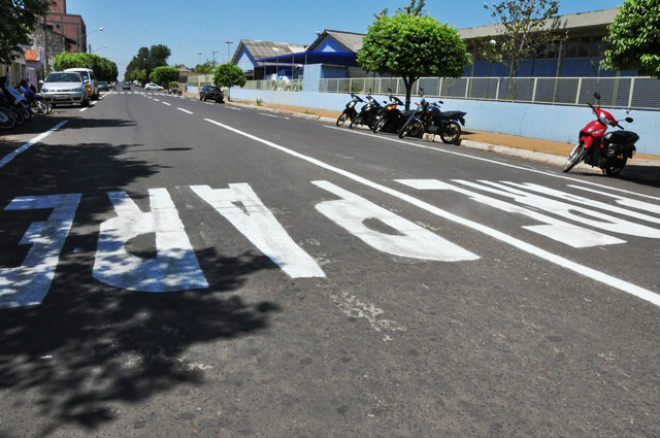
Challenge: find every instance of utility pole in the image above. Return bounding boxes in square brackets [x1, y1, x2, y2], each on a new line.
[225, 41, 233, 63]
[212, 51, 217, 66]
[42, 14, 49, 75]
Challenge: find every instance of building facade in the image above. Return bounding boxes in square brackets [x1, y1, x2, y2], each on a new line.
[42, 0, 87, 53]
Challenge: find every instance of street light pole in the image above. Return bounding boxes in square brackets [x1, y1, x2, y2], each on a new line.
[77, 26, 103, 53]
[212, 51, 217, 66]
[225, 41, 234, 63]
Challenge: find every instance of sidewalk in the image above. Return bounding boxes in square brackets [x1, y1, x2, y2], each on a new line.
[219, 96, 660, 185]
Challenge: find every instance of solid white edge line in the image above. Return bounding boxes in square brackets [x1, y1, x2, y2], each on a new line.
[204, 117, 660, 308]
[325, 125, 658, 201]
[0, 120, 68, 169]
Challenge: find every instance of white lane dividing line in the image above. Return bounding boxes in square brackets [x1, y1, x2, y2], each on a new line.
[204, 118, 660, 308]
[226, 107, 241, 111]
[162, 102, 171, 106]
[153, 98, 160, 102]
[177, 108, 193, 115]
[0, 121, 68, 169]
[326, 125, 659, 202]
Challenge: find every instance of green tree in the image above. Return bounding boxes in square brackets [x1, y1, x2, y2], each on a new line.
[482, 0, 566, 79]
[0, 0, 50, 64]
[193, 61, 214, 74]
[213, 63, 246, 101]
[603, 0, 660, 78]
[125, 44, 171, 84]
[357, 11, 471, 110]
[149, 66, 179, 89]
[52, 52, 118, 82]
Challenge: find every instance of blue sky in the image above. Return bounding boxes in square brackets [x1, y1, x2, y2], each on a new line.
[67, 0, 626, 77]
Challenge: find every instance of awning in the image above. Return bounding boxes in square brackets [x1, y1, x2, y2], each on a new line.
[255, 50, 358, 66]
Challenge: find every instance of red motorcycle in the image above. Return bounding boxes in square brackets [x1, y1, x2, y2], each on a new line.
[563, 92, 639, 176]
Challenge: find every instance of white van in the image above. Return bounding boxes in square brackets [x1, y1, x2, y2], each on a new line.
[64, 68, 99, 100]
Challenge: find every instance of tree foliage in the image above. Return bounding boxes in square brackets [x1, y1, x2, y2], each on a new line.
[193, 61, 214, 74]
[357, 11, 470, 109]
[149, 66, 179, 89]
[0, 0, 50, 64]
[603, 0, 660, 78]
[52, 52, 118, 82]
[482, 0, 565, 78]
[125, 44, 171, 82]
[213, 63, 246, 101]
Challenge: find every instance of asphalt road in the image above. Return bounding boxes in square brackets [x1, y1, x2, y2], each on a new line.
[1, 90, 659, 438]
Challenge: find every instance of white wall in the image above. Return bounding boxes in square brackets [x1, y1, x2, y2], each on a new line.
[229, 88, 660, 156]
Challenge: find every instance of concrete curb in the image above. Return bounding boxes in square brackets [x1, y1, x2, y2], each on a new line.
[224, 100, 660, 184]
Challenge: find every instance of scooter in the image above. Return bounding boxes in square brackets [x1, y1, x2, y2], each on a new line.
[349, 95, 382, 131]
[336, 93, 364, 126]
[563, 92, 639, 176]
[372, 92, 408, 134]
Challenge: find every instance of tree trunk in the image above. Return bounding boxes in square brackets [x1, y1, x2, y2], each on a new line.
[403, 75, 418, 111]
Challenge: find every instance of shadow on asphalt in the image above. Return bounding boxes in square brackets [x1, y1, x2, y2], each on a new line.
[0, 118, 283, 436]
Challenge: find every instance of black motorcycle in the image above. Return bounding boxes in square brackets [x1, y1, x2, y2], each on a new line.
[372, 94, 410, 134]
[398, 97, 466, 144]
[349, 95, 382, 131]
[336, 93, 364, 127]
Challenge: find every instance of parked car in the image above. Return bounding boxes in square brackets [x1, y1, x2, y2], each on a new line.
[40, 71, 88, 107]
[121, 82, 131, 90]
[98, 81, 109, 91]
[64, 67, 99, 100]
[199, 85, 224, 103]
[145, 83, 164, 91]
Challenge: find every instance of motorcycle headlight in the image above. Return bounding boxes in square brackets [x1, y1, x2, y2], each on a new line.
[599, 115, 612, 125]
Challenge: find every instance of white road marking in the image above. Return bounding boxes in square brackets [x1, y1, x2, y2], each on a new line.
[397, 179, 624, 248]
[79, 106, 88, 112]
[190, 183, 325, 278]
[93, 188, 208, 292]
[0, 120, 68, 169]
[177, 108, 193, 115]
[153, 98, 160, 102]
[0, 194, 81, 308]
[325, 125, 659, 201]
[314, 180, 478, 261]
[162, 102, 171, 106]
[205, 117, 660, 307]
[226, 107, 241, 111]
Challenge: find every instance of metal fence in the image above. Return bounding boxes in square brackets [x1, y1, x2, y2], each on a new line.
[239, 79, 304, 92]
[319, 76, 660, 111]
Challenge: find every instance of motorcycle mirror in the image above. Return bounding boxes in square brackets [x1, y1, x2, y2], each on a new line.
[388, 88, 392, 92]
[594, 92, 601, 100]
[625, 117, 634, 123]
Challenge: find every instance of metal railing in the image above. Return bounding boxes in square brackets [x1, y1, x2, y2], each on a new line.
[240, 79, 304, 92]
[319, 76, 660, 111]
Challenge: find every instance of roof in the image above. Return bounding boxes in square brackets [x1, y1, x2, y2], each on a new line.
[458, 7, 619, 40]
[24, 50, 40, 62]
[232, 39, 306, 65]
[307, 30, 365, 54]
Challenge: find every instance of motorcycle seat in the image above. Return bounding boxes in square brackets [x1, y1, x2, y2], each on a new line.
[438, 111, 466, 119]
[603, 131, 639, 146]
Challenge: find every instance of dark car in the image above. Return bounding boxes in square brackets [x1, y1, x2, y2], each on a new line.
[121, 82, 131, 90]
[98, 81, 109, 91]
[199, 85, 224, 103]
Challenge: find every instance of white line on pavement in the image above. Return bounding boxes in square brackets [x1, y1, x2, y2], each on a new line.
[0, 121, 68, 169]
[226, 107, 241, 111]
[162, 102, 171, 106]
[325, 125, 659, 201]
[204, 117, 660, 308]
[177, 108, 193, 115]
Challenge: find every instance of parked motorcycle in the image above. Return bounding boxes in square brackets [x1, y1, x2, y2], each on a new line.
[562, 92, 639, 176]
[0, 77, 31, 123]
[349, 95, 382, 131]
[372, 92, 409, 134]
[336, 93, 364, 126]
[20, 82, 51, 116]
[397, 95, 466, 144]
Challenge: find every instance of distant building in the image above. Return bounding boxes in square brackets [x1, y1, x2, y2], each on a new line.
[231, 40, 307, 79]
[43, 0, 87, 53]
[235, 8, 637, 80]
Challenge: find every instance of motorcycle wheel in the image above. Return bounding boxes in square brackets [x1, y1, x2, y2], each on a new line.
[605, 158, 627, 176]
[562, 142, 588, 173]
[373, 115, 387, 133]
[9, 106, 25, 126]
[336, 110, 349, 127]
[440, 122, 461, 144]
[349, 114, 363, 129]
[30, 100, 48, 116]
[398, 120, 418, 139]
[0, 107, 16, 130]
